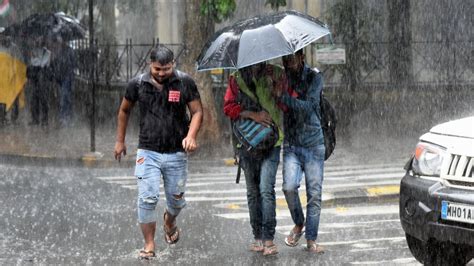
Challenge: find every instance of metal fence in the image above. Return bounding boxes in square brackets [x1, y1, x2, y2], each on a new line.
[70, 38, 472, 89]
[72, 38, 185, 86]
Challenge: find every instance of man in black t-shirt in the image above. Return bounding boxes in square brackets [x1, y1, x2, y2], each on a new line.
[114, 45, 203, 259]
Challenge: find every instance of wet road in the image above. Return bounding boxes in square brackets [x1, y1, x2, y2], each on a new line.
[0, 162, 468, 265]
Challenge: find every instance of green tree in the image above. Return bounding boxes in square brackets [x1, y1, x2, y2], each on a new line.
[180, 0, 242, 152]
[265, 0, 286, 11]
[200, 0, 236, 23]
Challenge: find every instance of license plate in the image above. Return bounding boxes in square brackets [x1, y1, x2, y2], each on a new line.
[441, 201, 474, 224]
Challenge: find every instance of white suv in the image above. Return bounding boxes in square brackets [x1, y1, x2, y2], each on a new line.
[400, 116, 474, 265]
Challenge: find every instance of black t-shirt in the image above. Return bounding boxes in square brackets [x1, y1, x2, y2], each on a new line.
[125, 70, 200, 153]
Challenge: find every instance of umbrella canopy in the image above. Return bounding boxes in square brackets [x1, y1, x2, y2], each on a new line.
[2, 12, 86, 41]
[0, 44, 26, 111]
[196, 10, 331, 71]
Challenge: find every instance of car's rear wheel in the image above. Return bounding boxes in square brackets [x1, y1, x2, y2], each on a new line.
[405, 233, 427, 264]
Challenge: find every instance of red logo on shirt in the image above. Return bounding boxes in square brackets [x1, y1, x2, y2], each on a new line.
[168, 90, 181, 102]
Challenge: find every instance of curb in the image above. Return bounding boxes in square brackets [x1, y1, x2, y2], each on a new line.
[322, 186, 400, 207]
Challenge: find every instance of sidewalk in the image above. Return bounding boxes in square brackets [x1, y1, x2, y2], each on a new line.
[0, 122, 409, 205]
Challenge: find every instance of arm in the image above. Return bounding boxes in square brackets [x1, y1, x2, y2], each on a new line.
[223, 76, 242, 120]
[183, 99, 203, 152]
[114, 97, 134, 161]
[279, 73, 322, 115]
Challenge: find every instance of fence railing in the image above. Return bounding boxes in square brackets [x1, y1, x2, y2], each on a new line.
[71, 38, 472, 89]
[72, 38, 185, 86]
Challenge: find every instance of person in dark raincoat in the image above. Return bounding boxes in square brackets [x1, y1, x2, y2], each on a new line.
[26, 36, 51, 126]
[114, 45, 203, 260]
[49, 36, 76, 126]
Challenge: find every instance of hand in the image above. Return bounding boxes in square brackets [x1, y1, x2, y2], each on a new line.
[251, 111, 273, 127]
[114, 141, 127, 162]
[182, 136, 198, 153]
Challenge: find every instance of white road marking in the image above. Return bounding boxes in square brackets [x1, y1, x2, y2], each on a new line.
[318, 236, 405, 246]
[95, 163, 403, 203]
[350, 258, 419, 265]
[325, 205, 399, 216]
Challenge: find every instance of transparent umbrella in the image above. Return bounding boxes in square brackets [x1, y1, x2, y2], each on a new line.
[196, 10, 331, 71]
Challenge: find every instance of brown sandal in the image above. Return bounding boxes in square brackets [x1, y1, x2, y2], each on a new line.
[263, 244, 278, 256]
[306, 243, 324, 254]
[139, 250, 156, 259]
[249, 240, 264, 252]
[163, 211, 180, 244]
[284, 228, 304, 247]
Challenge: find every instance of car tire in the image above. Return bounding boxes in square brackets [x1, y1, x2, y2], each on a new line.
[424, 240, 471, 266]
[405, 233, 427, 264]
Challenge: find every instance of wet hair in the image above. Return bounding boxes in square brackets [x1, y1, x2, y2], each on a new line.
[150, 45, 174, 64]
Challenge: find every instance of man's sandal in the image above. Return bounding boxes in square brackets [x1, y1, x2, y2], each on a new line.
[249, 240, 264, 252]
[284, 229, 304, 247]
[263, 244, 278, 256]
[306, 243, 325, 254]
[138, 250, 156, 259]
[163, 211, 180, 244]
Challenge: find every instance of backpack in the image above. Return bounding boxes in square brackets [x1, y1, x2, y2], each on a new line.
[310, 68, 337, 160]
[232, 118, 279, 158]
[320, 93, 337, 160]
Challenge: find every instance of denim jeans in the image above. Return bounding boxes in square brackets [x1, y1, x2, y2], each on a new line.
[58, 74, 73, 126]
[282, 143, 325, 241]
[134, 149, 188, 223]
[240, 146, 280, 241]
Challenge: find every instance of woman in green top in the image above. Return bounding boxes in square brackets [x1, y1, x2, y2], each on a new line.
[223, 62, 286, 256]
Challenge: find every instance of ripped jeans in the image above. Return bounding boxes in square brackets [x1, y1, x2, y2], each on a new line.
[135, 149, 188, 224]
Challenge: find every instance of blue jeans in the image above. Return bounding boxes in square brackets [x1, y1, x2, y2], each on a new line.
[134, 149, 188, 224]
[58, 75, 73, 125]
[282, 144, 325, 241]
[240, 146, 280, 241]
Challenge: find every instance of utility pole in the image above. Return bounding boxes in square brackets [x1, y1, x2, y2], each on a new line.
[88, 0, 96, 152]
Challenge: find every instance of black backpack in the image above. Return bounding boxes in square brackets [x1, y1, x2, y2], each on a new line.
[320, 93, 337, 160]
[310, 68, 336, 160]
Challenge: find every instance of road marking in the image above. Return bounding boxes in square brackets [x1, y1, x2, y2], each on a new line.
[350, 258, 419, 265]
[318, 236, 405, 246]
[349, 247, 390, 252]
[100, 176, 401, 192]
[275, 218, 400, 232]
[325, 204, 399, 216]
[95, 163, 404, 204]
[367, 185, 400, 196]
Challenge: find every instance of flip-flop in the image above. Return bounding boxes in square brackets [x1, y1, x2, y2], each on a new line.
[263, 244, 279, 256]
[284, 229, 304, 247]
[139, 250, 155, 260]
[249, 240, 264, 252]
[306, 243, 325, 254]
[163, 224, 180, 244]
[163, 212, 180, 244]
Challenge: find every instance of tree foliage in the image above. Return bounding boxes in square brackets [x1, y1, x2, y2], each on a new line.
[265, 0, 286, 11]
[200, 0, 236, 23]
